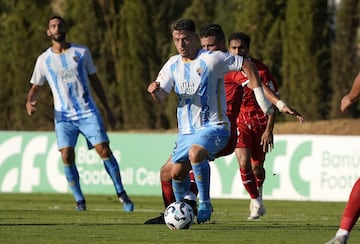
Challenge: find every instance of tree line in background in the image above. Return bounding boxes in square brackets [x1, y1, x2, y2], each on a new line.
[0, 0, 359, 131]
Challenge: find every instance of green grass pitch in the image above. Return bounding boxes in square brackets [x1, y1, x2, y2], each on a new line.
[0, 193, 358, 243]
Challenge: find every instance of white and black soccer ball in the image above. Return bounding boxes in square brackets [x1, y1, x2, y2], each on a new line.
[164, 201, 194, 230]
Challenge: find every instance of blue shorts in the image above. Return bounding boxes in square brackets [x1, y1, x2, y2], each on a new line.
[55, 114, 109, 150]
[172, 126, 230, 163]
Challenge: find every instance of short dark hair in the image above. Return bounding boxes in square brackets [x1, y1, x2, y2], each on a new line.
[171, 18, 196, 33]
[199, 24, 225, 41]
[228, 32, 251, 48]
[47, 15, 66, 27]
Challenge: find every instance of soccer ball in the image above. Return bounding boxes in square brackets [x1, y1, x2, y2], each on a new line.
[164, 201, 194, 230]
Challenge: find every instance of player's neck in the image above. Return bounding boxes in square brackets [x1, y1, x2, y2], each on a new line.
[182, 49, 200, 62]
[51, 41, 70, 54]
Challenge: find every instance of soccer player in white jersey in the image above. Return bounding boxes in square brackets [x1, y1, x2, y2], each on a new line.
[147, 18, 273, 223]
[26, 16, 134, 212]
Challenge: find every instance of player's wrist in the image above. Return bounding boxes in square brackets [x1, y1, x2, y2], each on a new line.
[275, 100, 286, 112]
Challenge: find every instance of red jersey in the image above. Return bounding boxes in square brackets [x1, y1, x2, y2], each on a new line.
[226, 58, 278, 129]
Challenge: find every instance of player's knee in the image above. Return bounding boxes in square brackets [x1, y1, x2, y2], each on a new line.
[171, 165, 188, 181]
[60, 148, 75, 164]
[253, 165, 265, 177]
[188, 146, 207, 163]
[95, 143, 111, 158]
[160, 164, 172, 181]
[238, 158, 250, 170]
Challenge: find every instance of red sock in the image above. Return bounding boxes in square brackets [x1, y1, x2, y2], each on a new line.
[189, 170, 199, 196]
[339, 178, 360, 231]
[240, 168, 259, 199]
[161, 179, 175, 208]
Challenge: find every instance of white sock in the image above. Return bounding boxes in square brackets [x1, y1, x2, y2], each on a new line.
[184, 191, 196, 201]
[336, 229, 349, 238]
[251, 197, 262, 208]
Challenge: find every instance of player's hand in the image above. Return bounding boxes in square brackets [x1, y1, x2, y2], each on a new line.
[260, 130, 273, 153]
[26, 101, 37, 116]
[147, 81, 160, 93]
[340, 94, 352, 113]
[281, 105, 305, 125]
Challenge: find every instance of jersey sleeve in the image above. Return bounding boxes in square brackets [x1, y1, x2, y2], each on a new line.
[155, 56, 177, 93]
[226, 54, 243, 72]
[83, 47, 97, 75]
[29, 54, 47, 86]
[209, 51, 244, 78]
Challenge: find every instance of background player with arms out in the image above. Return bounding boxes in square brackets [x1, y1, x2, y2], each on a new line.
[26, 16, 134, 212]
[326, 71, 360, 244]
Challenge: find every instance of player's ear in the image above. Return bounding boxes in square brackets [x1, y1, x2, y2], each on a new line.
[46, 29, 51, 37]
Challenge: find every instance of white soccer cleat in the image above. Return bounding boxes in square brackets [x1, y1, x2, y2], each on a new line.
[325, 235, 348, 244]
[248, 203, 265, 220]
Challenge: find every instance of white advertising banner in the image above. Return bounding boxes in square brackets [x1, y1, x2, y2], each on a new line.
[0, 132, 358, 202]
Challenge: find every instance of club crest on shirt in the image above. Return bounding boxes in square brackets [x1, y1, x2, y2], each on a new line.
[73, 55, 79, 62]
[196, 66, 204, 76]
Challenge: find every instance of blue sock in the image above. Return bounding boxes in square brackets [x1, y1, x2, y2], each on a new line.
[191, 160, 210, 203]
[172, 174, 190, 202]
[63, 164, 84, 202]
[103, 154, 124, 194]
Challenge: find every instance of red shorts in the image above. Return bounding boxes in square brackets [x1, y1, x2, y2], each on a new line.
[236, 122, 266, 165]
[216, 120, 237, 157]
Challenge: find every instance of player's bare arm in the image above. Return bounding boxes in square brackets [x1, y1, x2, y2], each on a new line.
[241, 59, 274, 115]
[241, 59, 262, 89]
[89, 73, 116, 129]
[26, 85, 42, 116]
[147, 81, 168, 102]
[261, 84, 305, 125]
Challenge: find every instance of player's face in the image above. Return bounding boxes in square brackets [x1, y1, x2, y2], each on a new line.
[172, 30, 198, 59]
[200, 36, 219, 51]
[47, 18, 66, 42]
[228, 39, 249, 57]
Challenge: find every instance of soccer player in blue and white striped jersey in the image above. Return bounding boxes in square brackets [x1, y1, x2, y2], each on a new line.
[26, 16, 134, 212]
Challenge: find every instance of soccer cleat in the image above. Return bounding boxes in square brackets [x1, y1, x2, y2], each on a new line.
[118, 191, 134, 212]
[325, 235, 348, 244]
[197, 202, 212, 223]
[184, 199, 198, 215]
[248, 203, 265, 220]
[144, 213, 165, 224]
[76, 199, 86, 211]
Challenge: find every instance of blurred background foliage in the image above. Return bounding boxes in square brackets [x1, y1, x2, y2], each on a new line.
[0, 0, 359, 131]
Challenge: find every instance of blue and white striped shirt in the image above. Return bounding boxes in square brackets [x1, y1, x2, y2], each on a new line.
[156, 49, 244, 134]
[30, 44, 99, 122]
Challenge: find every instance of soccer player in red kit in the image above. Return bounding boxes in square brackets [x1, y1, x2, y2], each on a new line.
[225, 32, 304, 219]
[326, 72, 360, 244]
